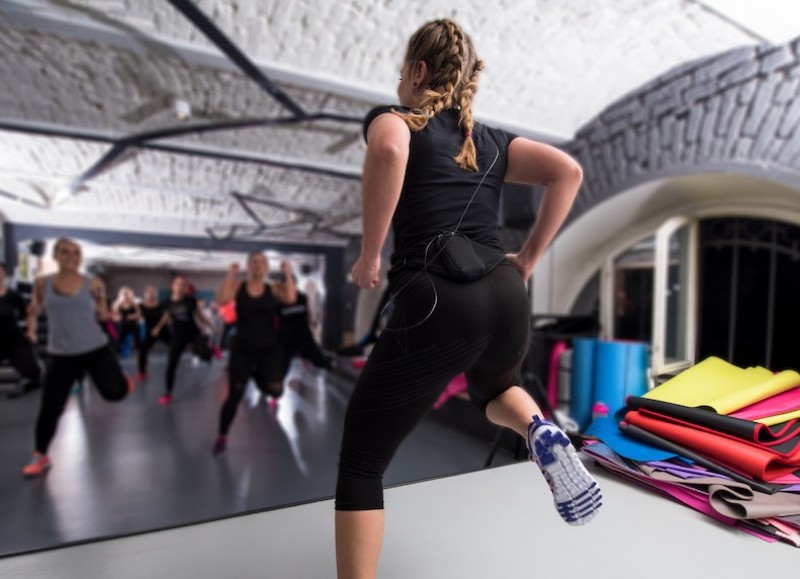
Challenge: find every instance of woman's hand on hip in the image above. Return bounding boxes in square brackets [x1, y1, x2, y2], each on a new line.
[506, 253, 534, 283]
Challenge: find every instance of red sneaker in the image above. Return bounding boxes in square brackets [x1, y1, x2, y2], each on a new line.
[22, 453, 51, 478]
[212, 435, 227, 456]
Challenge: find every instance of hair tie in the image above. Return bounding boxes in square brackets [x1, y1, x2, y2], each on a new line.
[465, 131, 472, 139]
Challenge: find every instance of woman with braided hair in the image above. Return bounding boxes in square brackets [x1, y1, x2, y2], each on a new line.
[335, 18, 602, 577]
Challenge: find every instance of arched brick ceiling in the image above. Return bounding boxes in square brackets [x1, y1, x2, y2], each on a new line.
[0, 0, 796, 249]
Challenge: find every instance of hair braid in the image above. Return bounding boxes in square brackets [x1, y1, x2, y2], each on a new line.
[392, 18, 484, 171]
[453, 59, 484, 171]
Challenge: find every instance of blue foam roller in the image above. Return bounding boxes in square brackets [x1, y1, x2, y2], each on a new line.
[570, 338, 596, 431]
[593, 340, 629, 416]
[624, 342, 649, 399]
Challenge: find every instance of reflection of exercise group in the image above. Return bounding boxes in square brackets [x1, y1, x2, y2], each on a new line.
[3, 237, 329, 478]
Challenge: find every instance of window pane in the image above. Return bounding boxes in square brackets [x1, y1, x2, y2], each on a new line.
[613, 237, 653, 342]
[733, 223, 770, 367]
[698, 220, 733, 362]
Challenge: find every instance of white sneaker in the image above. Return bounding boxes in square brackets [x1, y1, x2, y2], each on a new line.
[527, 416, 602, 525]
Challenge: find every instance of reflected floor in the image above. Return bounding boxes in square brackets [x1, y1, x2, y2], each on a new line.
[0, 351, 515, 558]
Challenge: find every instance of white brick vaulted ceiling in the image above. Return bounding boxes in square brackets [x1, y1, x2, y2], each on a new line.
[0, 0, 797, 250]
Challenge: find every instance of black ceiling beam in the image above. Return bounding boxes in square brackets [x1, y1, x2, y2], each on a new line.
[166, 0, 306, 117]
[100, 112, 361, 143]
[0, 118, 362, 184]
[0, 187, 48, 209]
[64, 112, 362, 193]
[149, 140, 360, 181]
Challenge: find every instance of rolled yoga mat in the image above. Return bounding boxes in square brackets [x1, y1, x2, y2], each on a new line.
[593, 340, 649, 416]
[570, 338, 595, 431]
[571, 339, 649, 431]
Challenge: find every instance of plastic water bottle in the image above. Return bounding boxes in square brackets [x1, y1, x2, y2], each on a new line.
[591, 401, 609, 420]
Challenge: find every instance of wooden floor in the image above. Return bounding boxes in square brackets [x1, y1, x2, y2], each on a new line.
[0, 349, 514, 559]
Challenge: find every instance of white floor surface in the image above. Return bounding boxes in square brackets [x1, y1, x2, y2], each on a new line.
[0, 460, 796, 579]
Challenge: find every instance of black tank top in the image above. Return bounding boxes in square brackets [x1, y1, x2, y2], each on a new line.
[119, 304, 138, 326]
[277, 292, 309, 334]
[140, 302, 165, 330]
[234, 282, 278, 352]
[363, 106, 516, 259]
[167, 295, 198, 338]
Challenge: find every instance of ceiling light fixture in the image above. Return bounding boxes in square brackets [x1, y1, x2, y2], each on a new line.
[173, 98, 192, 121]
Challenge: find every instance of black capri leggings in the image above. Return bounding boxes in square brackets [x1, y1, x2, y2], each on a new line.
[137, 327, 170, 375]
[117, 322, 142, 354]
[278, 326, 329, 377]
[335, 263, 530, 511]
[35, 344, 128, 454]
[164, 332, 211, 393]
[0, 334, 41, 384]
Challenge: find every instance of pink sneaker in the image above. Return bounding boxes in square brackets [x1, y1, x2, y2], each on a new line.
[158, 393, 172, 405]
[22, 453, 51, 478]
[212, 435, 227, 456]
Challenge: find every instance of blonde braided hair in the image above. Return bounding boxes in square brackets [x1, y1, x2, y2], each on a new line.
[394, 19, 484, 171]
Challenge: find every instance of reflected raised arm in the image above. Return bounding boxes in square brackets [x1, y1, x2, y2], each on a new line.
[216, 262, 241, 306]
[272, 261, 297, 305]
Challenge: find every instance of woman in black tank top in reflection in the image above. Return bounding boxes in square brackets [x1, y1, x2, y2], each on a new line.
[149, 275, 215, 405]
[212, 252, 296, 455]
[135, 285, 170, 381]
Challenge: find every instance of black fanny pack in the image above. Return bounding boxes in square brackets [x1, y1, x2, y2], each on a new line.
[427, 232, 505, 282]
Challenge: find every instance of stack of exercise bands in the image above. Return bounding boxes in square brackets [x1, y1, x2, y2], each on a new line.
[581, 356, 800, 547]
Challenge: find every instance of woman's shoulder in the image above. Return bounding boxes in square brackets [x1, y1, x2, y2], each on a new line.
[365, 104, 406, 121]
[363, 104, 408, 140]
[474, 119, 518, 144]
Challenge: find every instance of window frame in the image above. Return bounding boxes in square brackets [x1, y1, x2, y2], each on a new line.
[651, 216, 697, 375]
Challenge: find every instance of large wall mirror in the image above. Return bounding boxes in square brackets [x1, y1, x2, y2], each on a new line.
[0, 226, 356, 555]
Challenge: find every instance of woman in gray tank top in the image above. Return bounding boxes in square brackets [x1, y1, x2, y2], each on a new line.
[21, 237, 131, 478]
